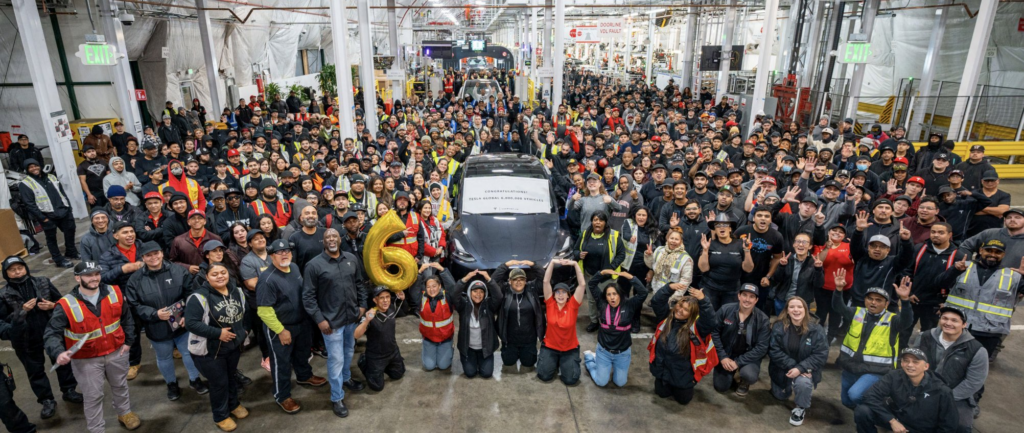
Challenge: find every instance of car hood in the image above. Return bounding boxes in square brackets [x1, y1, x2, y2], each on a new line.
[454, 213, 565, 265]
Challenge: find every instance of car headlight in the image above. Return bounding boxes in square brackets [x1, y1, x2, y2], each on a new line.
[451, 239, 476, 262]
[554, 236, 573, 259]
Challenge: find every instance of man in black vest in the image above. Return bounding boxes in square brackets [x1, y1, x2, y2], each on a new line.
[914, 306, 988, 433]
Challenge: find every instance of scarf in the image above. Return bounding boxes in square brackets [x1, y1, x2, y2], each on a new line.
[653, 244, 687, 282]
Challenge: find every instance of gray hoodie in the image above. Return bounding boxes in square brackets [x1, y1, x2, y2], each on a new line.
[959, 227, 1024, 267]
[102, 156, 142, 206]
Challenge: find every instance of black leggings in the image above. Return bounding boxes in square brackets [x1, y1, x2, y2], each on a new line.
[654, 378, 695, 405]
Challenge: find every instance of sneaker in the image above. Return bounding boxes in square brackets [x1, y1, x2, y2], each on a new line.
[56, 259, 74, 268]
[261, 357, 271, 372]
[735, 381, 749, 398]
[230, 406, 249, 419]
[583, 350, 595, 362]
[167, 382, 181, 401]
[585, 322, 600, 333]
[234, 370, 252, 386]
[215, 418, 237, 432]
[41, 399, 56, 419]
[296, 375, 327, 387]
[65, 253, 81, 260]
[311, 346, 328, 359]
[62, 389, 84, 403]
[118, 412, 141, 430]
[190, 378, 210, 395]
[343, 379, 365, 391]
[790, 407, 806, 426]
[332, 400, 349, 418]
[127, 365, 140, 380]
[277, 397, 301, 414]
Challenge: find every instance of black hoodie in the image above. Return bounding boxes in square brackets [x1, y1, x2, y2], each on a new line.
[0, 256, 62, 344]
[914, 133, 945, 173]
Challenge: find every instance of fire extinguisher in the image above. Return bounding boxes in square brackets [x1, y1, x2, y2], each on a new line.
[256, 77, 264, 94]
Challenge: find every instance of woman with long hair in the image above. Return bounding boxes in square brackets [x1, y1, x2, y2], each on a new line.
[571, 173, 625, 234]
[576, 211, 625, 333]
[648, 286, 718, 405]
[812, 224, 854, 342]
[610, 174, 642, 231]
[415, 200, 446, 264]
[768, 297, 829, 426]
[256, 214, 281, 242]
[227, 223, 250, 258]
[583, 269, 647, 387]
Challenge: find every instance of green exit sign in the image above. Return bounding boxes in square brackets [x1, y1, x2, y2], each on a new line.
[75, 43, 120, 66]
[837, 42, 872, 64]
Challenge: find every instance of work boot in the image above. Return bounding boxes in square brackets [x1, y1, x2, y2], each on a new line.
[735, 380, 750, 398]
[215, 418, 237, 432]
[332, 400, 349, 418]
[235, 370, 252, 386]
[40, 400, 56, 419]
[167, 382, 181, 401]
[62, 389, 84, 403]
[343, 379, 365, 391]
[230, 406, 249, 419]
[190, 378, 210, 395]
[277, 398, 301, 414]
[296, 375, 327, 387]
[118, 412, 141, 430]
[127, 365, 139, 380]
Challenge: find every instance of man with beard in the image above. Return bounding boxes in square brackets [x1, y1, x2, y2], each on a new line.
[1, 257, 83, 420]
[213, 189, 256, 240]
[734, 206, 786, 309]
[687, 172, 717, 209]
[9, 134, 44, 176]
[288, 206, 326, 274]
[658, 181, 690, 232]
[44, 261, 140, 432]
[252, 178, 292, 228]
[257, 239, 327, 414]
[347, 175, 378, 219]
[278, 170, 300, 200]
[340, 212, 367, 257]
[78, 146, 111, 208]
[103, 186, 142, 227]
[387, 192, 425, 260]
[18, 159, 78, 268]
[703, 186, 747, 227]
[302, 228, 369, 418]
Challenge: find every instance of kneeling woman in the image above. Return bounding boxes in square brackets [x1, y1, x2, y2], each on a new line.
[184, 263, 249, 432]
[648, 286, 719, 405]
[767, 296, 829, 427]
[584, 270, 648, 387]
[537, 259, 587, 385]
[355, 287, 407, 391]
[452, 270, 503, 378]
[408, 262, 458, 371]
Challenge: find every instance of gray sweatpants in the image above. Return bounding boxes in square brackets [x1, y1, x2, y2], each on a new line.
[771, 375, 814, 409]
[71, 350, 132, 433]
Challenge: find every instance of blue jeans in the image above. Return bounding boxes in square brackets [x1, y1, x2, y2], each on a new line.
[841, 370, 881, 408]
[151, 332, 199, 384]
[422, 339, 453, 371]
[584, 345, 631, 387]
[323, 322, 357, 402]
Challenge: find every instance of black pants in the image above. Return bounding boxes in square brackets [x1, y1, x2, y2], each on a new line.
[815, 289, 850, 341]
[13, 339, 77, 403]
[357, 352, 405, 392]
[193, 350, 241, 423]
[970, 329, 1002, 358]
[41, 214, 77, 262]
[266, 322, 313, 403]
[500, 341, 538, 367]
[704, 289, 736, 311]
[461, 348, 494, 378]
[712, 363, 761, 392]
[536, 346, 580, 385]
[654, 378, 695, 405]
[912, 304, 941, 332]
[128, 307, 143, 367]
[0, 365, 35, 433]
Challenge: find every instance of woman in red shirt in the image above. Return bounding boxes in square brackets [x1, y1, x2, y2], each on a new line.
[813, 223, 854, 342]
[536, 259, 586, 385]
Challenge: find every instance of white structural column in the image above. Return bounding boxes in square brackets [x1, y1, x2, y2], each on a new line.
[623, 17, 632, 74]
[195, 0, 223, 113]
[843, 0, 880, 121]
[800, 1, 827, 86]
[750, 0, 780, 133]
[357, 0, 378, 136]
[552, 0, 566, 111]
[949, 0, 998, 140]
[11, 0, 87, 217]
[645, 12, 655, 82]
[530, 9, 537, 79]
[717, 0, 738, 101]
[542, 0, 553, 101]
[681, 7, 698, 91]
[330, 0, 356, 137]
[909, 8, 948, 139]
[99, 0, 143, 137]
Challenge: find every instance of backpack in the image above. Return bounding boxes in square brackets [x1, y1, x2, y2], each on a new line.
[187, 288, 245, 357]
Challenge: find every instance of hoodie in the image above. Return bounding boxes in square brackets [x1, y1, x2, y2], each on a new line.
[914, 133, 945, 173]
[0, 256, 62, 344]
[80, 210, 116, 262]
[102, 156, 143, 206]
[161, 160, 207, 211]
[450, 278, 504, 355]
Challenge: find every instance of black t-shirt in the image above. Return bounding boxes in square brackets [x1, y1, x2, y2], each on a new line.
[77, 159, 109, 195]
[732, 315, 750, 357]
[734, 225, 785, 284]
[506, 292, 536, 345]
[702, 239, 745, 293]
[288, 228, 326, 273]
[969, 189, 1010, 236]
[687, 189, 718, 209]
[256, 264, 306, 326]
[363, 305, 399, 359]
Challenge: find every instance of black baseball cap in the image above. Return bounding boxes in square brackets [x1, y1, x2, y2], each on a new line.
[267, 239, 292, 254]
[74, 261, 102, 276]
[938, 306, 967, 322]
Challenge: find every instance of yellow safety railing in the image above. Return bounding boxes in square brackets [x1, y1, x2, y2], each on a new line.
[913, 141, 1024, 179]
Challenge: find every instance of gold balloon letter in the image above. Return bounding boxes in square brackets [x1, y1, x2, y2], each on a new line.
[363, 210, 419, 292]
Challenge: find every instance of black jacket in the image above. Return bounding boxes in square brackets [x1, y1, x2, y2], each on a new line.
[301, 251, 369, 329]
[9, 143, 44, 173]
[124, 260, 194, 342]
[98, 241, 144, 289]
[492, 263, 546, 343]
[850, 229, 914, 304]
[771, 200, 825, 247]
[589, 273, 647, 351]
[450, 277, 504, 355]
[212, 206, 257, 241]
[860, 370, 959, 433]
[906, 242, 968, 306]
[938, 194, 991, 241]
[767, 320, 829, 386]
[184, 282, 247, 356]
[711, 303, 771, 367]
[18, 172, 72, 224]
[648, 289, 718, 389]
[44, 285, 136, 360]
[0, 260, 61, 345]
[770, 255, 825, 304]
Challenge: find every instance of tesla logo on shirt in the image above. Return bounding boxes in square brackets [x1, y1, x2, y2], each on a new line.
[166, 279, 173, 284]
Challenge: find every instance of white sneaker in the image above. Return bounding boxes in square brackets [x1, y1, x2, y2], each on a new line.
[583, 350, 595, 360]
[790, 407, 806, 426]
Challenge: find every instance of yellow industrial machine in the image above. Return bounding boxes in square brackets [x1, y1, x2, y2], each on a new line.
[363, 210, 419, 292]
[70, 118, 118, 164]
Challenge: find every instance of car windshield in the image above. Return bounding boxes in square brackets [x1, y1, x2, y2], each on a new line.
[462, 80, 500, 102]
[461, 169, 552, 215]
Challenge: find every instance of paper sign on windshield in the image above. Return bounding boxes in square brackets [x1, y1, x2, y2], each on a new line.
[462, 176, 551, 214]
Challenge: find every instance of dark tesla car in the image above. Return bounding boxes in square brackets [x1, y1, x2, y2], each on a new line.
[446, 154, 573, 279]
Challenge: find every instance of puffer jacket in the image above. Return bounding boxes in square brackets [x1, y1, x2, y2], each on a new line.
[80, 224, 116, 262]
[0, 256, 61, 345]
[450, 277, 504, 355]
[99, 241, 144, 289]
[124, 260, 194, 342]
[770, 255, 825, 304]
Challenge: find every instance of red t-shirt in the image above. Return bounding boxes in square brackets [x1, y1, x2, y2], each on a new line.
[117, 244, 136, 263]
[813, 242, 854, 291]
[544, 297, 580, 352]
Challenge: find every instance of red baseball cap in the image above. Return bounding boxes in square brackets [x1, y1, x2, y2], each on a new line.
[894, 157, 909, 166]
[908, 176, 926, 186]
[761, 176, 777, 186]
[143, 191, 163, 203]
[227, 149, 240, 157]
[188, 209, 206, 219]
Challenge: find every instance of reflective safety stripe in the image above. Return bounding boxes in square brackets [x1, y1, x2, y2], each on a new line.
[961, 263, 974, 284]
[862, 354, 895, 365]
[104, 320, 121, 334]
[840, 345, 855, 357]
[64, 328, 101, 341]
[419, 316, 454, 328]
[107, 290, 119, 305]
[946, 295, 976, 310]
[62, 294, 83, 323]
[977, 303, 1014, 318]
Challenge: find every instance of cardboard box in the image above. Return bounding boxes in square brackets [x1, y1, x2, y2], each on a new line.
[0, 209, 26, 258]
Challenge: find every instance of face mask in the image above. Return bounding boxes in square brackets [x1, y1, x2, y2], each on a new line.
[781, 166, 793, 173]
[171, 167, 183, 176]
[856, 164, 869, 171]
